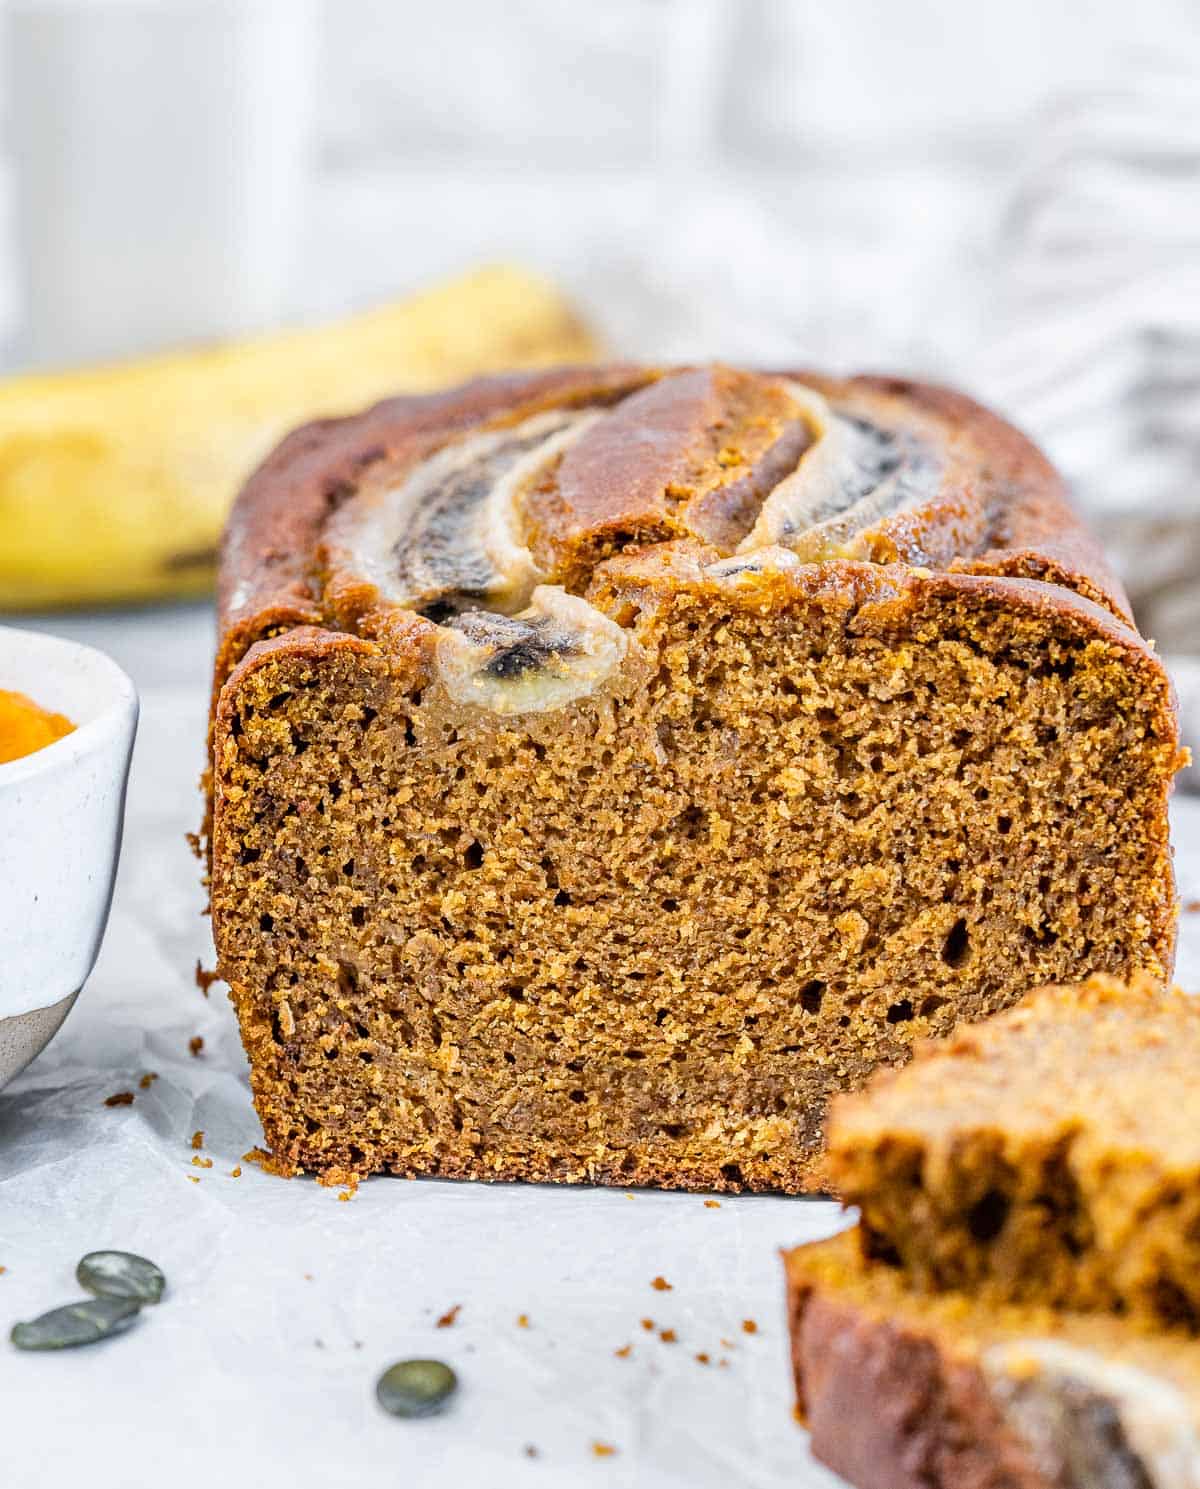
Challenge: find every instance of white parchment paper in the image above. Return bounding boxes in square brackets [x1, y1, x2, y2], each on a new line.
[2, 606, 1198, 1489]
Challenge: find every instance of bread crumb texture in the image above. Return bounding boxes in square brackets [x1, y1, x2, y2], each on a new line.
[829, 973, 1200, 1329]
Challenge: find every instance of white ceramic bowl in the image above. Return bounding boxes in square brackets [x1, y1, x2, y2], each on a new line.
[0, 625, 138, 1089]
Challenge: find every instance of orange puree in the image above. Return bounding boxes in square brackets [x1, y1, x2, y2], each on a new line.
[0, 688, 75, 765]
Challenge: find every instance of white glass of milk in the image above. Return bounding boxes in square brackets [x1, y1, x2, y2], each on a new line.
[6, 0, 318, 368]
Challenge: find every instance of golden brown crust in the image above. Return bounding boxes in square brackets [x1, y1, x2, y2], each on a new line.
[214, 364, 653, 696]
[521, 366, 813, 583]
[811, 374, 1130, 622]
[216, 364, 1133, 684]
[791, 1270, 1047, 1489]
[786, 1230, 1200, 1489]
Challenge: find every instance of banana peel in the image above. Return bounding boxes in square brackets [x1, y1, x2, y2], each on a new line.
[0, 266, 598, 609]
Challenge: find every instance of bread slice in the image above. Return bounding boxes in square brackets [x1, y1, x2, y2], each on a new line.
[827, 975, 1200, 1328]
[207, 365, 1182, 1188]
[786, 1229, 1200, 1489]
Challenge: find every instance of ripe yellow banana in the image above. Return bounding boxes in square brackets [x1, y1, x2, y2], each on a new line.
[0, 266, 597, 609]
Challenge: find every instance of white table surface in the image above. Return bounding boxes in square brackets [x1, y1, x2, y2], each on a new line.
[4, 603, 1200, 1489]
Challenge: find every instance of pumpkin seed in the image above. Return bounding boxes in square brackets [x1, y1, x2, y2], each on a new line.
[11, 1296, 141, 1351]
[376, 1358, 458, 1418]
[76, 1251, 166, 1305]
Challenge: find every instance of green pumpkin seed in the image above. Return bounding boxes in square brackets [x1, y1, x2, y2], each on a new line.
[76, 1251, 165, 1305]
[11, 1296, 141, 1351]
[376, 1358, 458, 1418]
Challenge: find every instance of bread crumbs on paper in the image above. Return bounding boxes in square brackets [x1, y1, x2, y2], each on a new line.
[243, 1146, 292, 1176]
[695, 1352, 711, 1365]
[591, 1443, 617, 1459]
[436, 1304, 461, 1328]
[614, 1344, 631, 1359]
[104, 1091, 134, 1107]
[337, 1188, 354, 1202]
[640, 1318, 654, 1331]
[195, 961, 220, 997]
[524, 1446, 540, 1460]
[188, 1035, 204, 1057]
[742, 1319, 758, 1335]
[191, 1155, 213, 1169]
[659, 1328, 677, 1344]
[191, 1130, 204, 1149]
[230, 1166, 242, 1177]
[650, 1276, 672, 1291]
[139, 1072, 158, 1090]
[1186, 899, 1200, 913]
[704, 1199, 721, 1208]
[516, 1313, 530, 1329]
[187, 1175, 200, 1184]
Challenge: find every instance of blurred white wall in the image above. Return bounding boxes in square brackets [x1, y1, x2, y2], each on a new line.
[1, 0, 1197, 537]
[3, 0, 1195, 364]
[302, 0, 1197, 365]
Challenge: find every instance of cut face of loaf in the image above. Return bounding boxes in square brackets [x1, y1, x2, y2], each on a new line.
[208, 365, 1182, 1188]
[786, 1230, 1200, 1489]
[827, 975, 1200, 1326]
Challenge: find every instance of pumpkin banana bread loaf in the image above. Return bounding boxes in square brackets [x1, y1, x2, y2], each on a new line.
[827, 973, 1200, 1329]
[206, 364, 1182, 1187]
[786, 1228, 1200, 1489]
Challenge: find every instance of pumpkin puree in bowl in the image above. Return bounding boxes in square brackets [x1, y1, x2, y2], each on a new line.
[0, 689, 74, 764]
